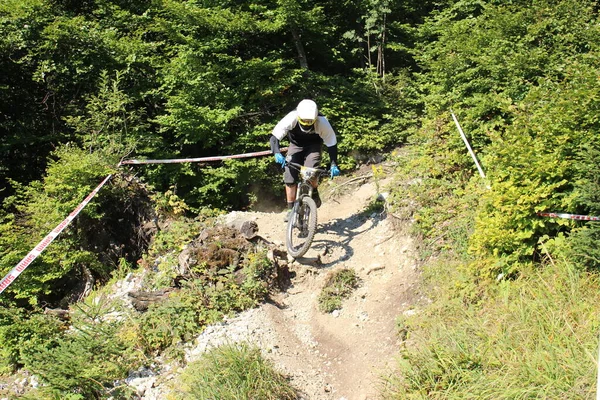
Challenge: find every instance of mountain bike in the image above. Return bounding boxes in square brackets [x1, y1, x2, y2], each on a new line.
[285, 161, 329, 258]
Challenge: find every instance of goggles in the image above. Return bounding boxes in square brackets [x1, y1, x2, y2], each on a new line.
[297, 117, 315, 126]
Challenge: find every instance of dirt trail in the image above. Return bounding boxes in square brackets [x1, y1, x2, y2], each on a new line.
[143, 169, 421, 400]
[223, 172, 419, 399]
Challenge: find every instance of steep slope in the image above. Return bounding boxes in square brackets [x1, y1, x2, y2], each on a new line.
[144, 168, 421, 400]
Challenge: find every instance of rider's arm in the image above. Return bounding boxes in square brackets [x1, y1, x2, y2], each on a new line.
[272, 111, 297, 141]
[327, 143, 338, 165]
[316, 117, 338, 165]
[315, 116, 337, 147]
[270, 135, 281, 154]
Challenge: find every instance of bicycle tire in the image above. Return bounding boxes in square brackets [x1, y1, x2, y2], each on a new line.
[286, 196, 318, 258]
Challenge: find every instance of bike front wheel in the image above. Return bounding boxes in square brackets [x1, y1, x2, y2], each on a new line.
[286, 196, 318, 258]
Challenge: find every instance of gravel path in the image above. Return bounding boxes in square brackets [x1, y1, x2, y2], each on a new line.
[142, 170, 421, 400]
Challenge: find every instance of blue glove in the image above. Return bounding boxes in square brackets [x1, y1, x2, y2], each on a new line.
[274, 153, 286, 167]
[330, 164, 340, 178]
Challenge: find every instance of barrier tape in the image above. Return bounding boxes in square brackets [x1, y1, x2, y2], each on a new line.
[118, 148, 285, 166]
[1, 147, 281, 296]
[537, 212, 600, 222]
[0, 175, 113, 295]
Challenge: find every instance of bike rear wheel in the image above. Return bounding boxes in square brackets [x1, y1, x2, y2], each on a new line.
[286, 196, 318, 258]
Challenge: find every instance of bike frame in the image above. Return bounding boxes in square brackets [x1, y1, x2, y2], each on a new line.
[289, 162, 325, 207]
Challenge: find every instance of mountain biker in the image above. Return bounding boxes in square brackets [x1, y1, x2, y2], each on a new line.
[270, 99, 340, 221]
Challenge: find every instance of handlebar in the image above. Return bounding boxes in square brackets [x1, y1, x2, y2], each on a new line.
[286, 161, 328, 175]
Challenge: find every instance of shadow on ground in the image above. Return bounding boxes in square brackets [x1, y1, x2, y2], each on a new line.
[292, 207, 387, 267]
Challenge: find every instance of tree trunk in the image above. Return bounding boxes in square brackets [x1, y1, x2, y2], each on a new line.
[381, 14, 386, 81]
[291, 26, 309, 69]
[367, 33, 372, 69]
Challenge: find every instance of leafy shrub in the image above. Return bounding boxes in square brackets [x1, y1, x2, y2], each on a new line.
[0, 144, 157, 307]
[23, 326, 138, 399]
[469, 57, 600, 270]
[19, 295, 141, 399]
[173, 342, 296, 400]
[0, 146, 114, 305]
[402, 0, 600, 277]
[133, 249, 274, 355]
[0, 308, 64, 374]
[135, 290, 205, 355]
[558, 146, 600, 271]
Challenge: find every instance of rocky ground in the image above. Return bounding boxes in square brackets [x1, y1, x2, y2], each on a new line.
[140, 168, 423, 400]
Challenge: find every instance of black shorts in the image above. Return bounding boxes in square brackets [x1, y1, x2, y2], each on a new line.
[284, 143, 322, 184]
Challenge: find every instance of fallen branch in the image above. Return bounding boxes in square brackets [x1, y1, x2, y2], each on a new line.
[329, 173, 373, 195]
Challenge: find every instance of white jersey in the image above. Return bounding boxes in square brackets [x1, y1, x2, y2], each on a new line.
[272, 110, 337, 147]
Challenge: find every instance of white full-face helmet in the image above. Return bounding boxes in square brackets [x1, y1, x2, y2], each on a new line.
[296, 99, 318, 133]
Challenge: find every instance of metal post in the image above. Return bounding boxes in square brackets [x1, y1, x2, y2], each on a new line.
[451, 111, 487, 180]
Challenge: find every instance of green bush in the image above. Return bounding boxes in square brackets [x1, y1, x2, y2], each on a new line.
[401, 0, 600, 277]
[19, 294, 142, 398]
[469, 57, 600, 270]
[136, 290, 205, 355]
[0, 308, 64, 374]
[133, 249, 274, 355]
[23, 330, 137, 399]
[173, 342, 296, 400]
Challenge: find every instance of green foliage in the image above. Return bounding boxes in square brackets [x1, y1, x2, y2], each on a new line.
[401, 0, 600, 274]
[134, 243, 273, 356]
[240, 250, 273, 301]
[135, 289, 206, 355]
[386, 259, 598, 399]
[190, 159, 271, 211]
[388, 146, 478, 259]
[0, 307, 64, 374]
[0, 294, 141, 399]
[318, 268, 359, 313]
[24, 318, 138, 399]
[173, 342, 296, 400]
[0, 146, 115, 305]
[64, 70, 152, 157]
[379, 2, 600, 397]
[554, 145, 600, 270]
[150, 187, 190, 218]
[2, 0, 420, 215]
[189, 249, 274, 314]
[469, 56, 600, 269]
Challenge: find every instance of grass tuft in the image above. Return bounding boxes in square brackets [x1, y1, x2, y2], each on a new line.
[384, 259, 600, 399]
[318, 268, 359, 313]
[173, 342, 297, 400]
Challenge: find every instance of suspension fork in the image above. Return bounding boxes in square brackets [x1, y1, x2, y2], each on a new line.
[293, 182, 311, 226]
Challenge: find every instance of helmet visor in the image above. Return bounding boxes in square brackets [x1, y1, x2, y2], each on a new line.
[298, 116, 315, 127]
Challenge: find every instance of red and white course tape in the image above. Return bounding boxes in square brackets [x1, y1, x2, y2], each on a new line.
[119, 148, 285, 165]
[537, 212, 600, 222]
[0, 175, 113, 295]
[1, 147, 283, 296]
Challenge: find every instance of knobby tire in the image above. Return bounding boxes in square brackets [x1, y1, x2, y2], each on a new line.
[286, 196, 318, 258]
